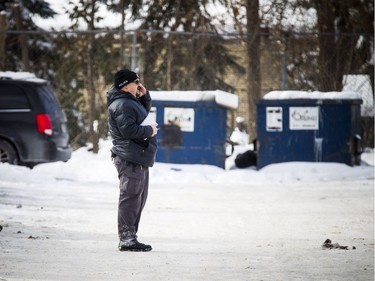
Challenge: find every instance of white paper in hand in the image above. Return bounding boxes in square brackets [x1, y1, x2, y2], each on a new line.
[141, 113, 157, 126]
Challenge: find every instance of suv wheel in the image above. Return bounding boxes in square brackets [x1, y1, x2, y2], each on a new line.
[0, 139, 19, 165]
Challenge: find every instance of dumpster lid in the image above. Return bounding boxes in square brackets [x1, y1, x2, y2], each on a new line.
[263, 90, 362, 100]
[150, 90, 238, 109]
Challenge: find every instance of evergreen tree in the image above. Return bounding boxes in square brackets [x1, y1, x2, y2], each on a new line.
[107, 0, 144, 68]
[0, 0, 56, 72]
[137, 0, 245, 91]
[0, 0, 56, 19]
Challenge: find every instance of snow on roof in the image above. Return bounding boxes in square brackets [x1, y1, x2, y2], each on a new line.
[0, 71, 47, 83]
[149, 90, 238, 109]
[263, 90, 362, 100]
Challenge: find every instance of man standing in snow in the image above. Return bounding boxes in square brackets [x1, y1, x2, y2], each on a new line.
[107, 69, 158, 252]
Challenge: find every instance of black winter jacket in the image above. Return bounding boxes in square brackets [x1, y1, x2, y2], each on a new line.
[107, 86, 157, 167]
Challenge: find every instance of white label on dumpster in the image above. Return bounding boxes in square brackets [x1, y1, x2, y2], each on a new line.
[266, 107, 283, 131]
[289, 107, 319, 130]
[164, 107, 195, 132]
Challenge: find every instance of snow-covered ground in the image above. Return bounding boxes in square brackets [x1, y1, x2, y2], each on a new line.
[0, 139, 374, 281]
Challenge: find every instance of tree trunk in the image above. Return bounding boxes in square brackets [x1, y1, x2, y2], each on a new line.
[87, 0, 99, 153]
[246, 0, 261, 139]
[12, 5, 30, 72]
[0, 14, 7, 71]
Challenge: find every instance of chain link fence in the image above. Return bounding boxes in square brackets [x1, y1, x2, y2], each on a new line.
[2, 29, 374, 148]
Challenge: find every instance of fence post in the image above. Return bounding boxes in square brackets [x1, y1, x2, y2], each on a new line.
[131, 31, 137, 71]
[281, 32, 288, 90]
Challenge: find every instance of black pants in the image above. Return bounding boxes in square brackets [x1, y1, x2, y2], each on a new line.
[113, 156, 149, 241]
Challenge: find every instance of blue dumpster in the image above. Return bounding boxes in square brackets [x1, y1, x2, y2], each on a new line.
[257, 91, 362, 169]
[149, 90, 238, 168]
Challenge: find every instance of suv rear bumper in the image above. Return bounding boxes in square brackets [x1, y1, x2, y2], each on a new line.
[52, 144, 72, 162]
[18, 137, 72, 165]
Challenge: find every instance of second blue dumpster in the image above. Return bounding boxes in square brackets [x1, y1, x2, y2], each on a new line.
[149, 90, 238, 168]
[257, 91, 362, 169]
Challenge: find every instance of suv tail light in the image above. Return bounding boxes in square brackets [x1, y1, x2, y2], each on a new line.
[36, 114, 53, 136]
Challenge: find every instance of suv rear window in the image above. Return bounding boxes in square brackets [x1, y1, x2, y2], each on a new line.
[0, 84, 30, 110]
[37, 85, 61, 113]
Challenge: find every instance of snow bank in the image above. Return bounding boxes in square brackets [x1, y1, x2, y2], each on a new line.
[0, 140, 373, 187]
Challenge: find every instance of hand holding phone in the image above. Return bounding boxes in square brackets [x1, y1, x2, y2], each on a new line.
[136, 84, 146, 98]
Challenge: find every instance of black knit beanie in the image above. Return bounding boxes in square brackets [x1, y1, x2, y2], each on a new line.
[114, 69, 139, 89]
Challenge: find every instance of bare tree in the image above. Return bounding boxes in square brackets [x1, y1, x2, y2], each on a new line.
[316, 0, 346, 91]
[69, 0, 107, 153]
[288, 0, 374, 92]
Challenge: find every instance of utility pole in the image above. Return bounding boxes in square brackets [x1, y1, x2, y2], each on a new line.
[87, 0, 99, 153]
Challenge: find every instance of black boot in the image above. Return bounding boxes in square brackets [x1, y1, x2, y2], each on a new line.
[118, 239, 152, 252]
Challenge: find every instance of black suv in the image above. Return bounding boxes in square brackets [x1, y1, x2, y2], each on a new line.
[0, 72, 72, 168]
